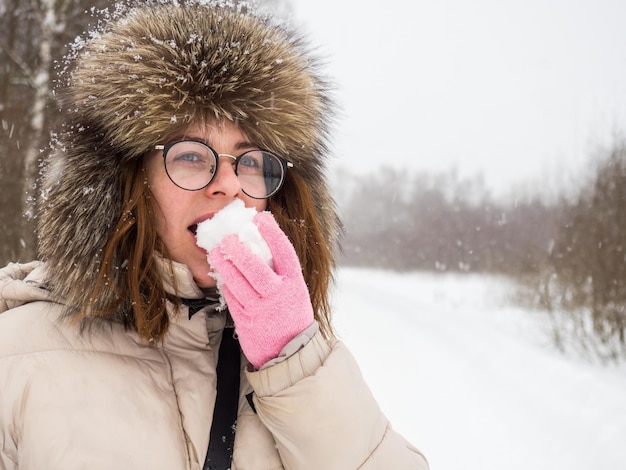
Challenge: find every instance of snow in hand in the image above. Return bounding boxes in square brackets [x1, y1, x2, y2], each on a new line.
[332, 267, 626, 470]
[196, 199, 272, 305]
[196, 199, 272, 264]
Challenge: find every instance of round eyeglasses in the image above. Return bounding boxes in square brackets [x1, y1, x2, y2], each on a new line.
[154, 140, 293, 199]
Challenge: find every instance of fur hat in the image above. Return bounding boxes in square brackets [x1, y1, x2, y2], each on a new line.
[37, 0, 338, 312]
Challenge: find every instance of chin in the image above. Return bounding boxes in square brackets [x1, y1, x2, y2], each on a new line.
[194, 272, 218, 289]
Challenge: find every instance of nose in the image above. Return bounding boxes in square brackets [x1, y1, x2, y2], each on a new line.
[204, 155, 241, 197]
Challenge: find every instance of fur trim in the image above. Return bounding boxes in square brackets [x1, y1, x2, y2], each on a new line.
[37, 1, 338, 314]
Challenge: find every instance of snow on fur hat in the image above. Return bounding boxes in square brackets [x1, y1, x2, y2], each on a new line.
[37, 0, 338, 311]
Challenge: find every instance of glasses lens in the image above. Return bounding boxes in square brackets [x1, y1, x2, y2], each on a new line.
[237, 151, 285, 199]
[164, 141, 216, 190]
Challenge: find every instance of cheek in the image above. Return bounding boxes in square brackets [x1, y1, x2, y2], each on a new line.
[145, 165, 177, 236]
[150, 194, 173, 236]
[151, 186, 190, 242]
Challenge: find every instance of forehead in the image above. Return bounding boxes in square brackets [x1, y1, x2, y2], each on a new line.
[170, 120, 253, 144]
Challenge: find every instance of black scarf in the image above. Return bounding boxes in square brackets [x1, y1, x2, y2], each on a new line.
[180, 295, 240, 469]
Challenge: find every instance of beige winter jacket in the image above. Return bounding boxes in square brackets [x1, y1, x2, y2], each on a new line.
[0, 262, 428, 469]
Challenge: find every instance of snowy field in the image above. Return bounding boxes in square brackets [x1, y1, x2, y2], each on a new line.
[331, 267, 626, 470]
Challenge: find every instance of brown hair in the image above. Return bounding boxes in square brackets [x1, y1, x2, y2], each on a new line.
[80, 147, 336, 342]
[79, 158, 177, 341]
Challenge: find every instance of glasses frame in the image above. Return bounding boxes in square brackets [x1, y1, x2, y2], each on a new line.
[155, 140, 293, 199]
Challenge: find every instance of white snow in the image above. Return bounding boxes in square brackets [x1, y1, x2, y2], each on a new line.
[332, 267, 626, 470]
[195, 199, 272, 266]
[196, 200, 273, 307]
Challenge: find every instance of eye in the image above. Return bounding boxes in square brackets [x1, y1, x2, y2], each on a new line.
[165, 141, 214, 168]
[237, 152, 263, 174]
[174, 151, 205, 163]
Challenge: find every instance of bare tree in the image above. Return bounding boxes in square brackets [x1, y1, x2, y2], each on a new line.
[541, 141, 626, 360]
[338, 166, 557, 275]
[0, 0, 118, 265]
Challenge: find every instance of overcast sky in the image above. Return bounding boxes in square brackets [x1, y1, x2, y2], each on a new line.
[285, 0, 626, 197]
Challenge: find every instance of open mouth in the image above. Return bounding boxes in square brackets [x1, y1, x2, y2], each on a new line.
[189, 214, 215, 239]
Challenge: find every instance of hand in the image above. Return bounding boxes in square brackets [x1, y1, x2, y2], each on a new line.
[208, 212, 314, 369]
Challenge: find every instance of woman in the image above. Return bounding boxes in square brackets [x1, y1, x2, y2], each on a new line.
[0, 1, 429, 469]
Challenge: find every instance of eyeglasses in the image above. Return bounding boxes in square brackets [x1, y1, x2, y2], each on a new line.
[154, 140, 293, 199]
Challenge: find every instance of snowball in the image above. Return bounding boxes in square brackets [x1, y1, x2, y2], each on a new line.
[196, 199, 272, 264]
[196, 199, 273, 309]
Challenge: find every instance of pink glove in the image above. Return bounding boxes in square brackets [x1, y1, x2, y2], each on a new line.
[208, 211, 315, 369]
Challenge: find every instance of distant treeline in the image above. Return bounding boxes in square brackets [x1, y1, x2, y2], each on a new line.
[335, 167, 561, 275]
[336, 141, 626, 361]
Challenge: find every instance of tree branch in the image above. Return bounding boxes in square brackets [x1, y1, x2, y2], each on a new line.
[0, 43, 35, 88]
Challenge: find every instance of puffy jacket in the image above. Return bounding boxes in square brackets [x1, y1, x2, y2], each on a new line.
[0, 261, 429, 469]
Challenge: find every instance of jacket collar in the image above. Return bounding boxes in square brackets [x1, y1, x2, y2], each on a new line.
[154, 254, 227, 324]
[154, 254, 207, 300]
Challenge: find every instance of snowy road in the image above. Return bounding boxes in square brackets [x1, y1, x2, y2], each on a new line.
[331, 267, 626, 470]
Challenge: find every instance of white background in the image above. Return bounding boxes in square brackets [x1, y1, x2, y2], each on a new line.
[288, 0, 626, 197]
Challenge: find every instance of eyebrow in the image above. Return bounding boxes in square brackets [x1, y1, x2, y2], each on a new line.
[181, 135, 260, 151]
[233, 140, 260, 151]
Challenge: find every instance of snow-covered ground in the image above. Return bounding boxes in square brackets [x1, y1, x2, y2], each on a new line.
[331, 267, 626, 470]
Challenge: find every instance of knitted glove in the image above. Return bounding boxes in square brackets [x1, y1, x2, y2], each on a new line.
[208, 211, 315, 369]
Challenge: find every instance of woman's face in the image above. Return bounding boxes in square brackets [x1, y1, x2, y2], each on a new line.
[144, 120, 267, 288]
